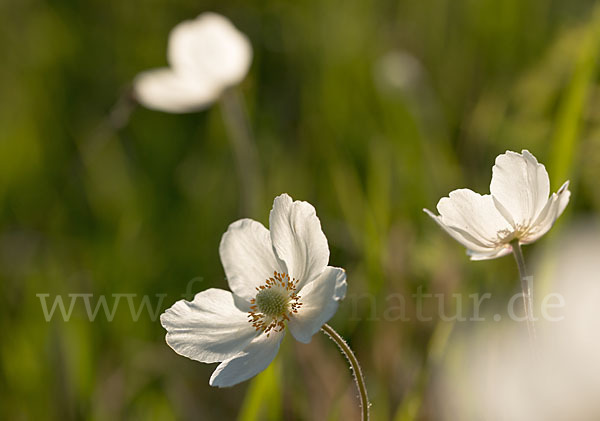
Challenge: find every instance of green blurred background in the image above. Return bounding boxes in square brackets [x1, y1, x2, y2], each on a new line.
[2, 0, 600, 419]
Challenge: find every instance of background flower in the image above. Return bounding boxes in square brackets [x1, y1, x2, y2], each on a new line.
[436, 222, 600, 420]
[425, 150, 570, 260]
[133, 12, 252, 113]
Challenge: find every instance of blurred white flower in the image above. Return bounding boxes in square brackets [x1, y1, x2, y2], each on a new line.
[425, 150, 570, 260]
[374, 50, 423, 93]
[438, 223, 600, 420]
[134, 12, 252, 113]
[160, 194, 347, 387]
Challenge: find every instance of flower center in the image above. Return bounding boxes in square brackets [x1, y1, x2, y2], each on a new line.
[248, 271, 302, 336]
[255, 288, 288, 317]
[497, 224, 528, 243]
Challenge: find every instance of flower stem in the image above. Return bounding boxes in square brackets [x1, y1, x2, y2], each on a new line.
[81, 87, 137, 164]
[219, 88, 263, 217]
[510, 240, 538, 357]
[321, 323, 370, 421]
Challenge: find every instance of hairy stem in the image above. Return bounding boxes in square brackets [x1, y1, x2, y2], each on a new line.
[321, 323, 370, 421]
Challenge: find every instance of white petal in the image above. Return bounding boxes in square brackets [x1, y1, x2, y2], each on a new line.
[424, 208, 497, 253]
[521, 181, 571, 244]
[219, 219, 285, 303]
[168, 12, 252, 89]
[556, 180, 571, 216]
[468, 246, 513, 261]
[133, 68, 219, 113]
[209, 330, 284, 387]
[269, 194, 330, 289]
[160, 289, 258, 363]
[434, 189, 513, 246]
[490, 150, 550, 227]
[288, 267, 347, 344]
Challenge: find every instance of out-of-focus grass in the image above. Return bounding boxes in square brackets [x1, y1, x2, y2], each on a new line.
[237, 362, 282, 421]
[549, 4, 600, 187]
[1, 0, 599, 419]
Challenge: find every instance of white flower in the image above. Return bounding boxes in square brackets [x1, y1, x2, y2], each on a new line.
[134, 12, 252, 113]
[160, 194, 347, 387]
[424, 150, 570, 260]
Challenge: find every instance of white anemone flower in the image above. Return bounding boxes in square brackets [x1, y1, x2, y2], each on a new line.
[160, 194, 347, 387]
[134, 12, 252, 113]
[425, 150, 570, 260]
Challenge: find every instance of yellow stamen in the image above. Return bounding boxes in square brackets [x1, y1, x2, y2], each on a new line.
[247, 271, 302, 336]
